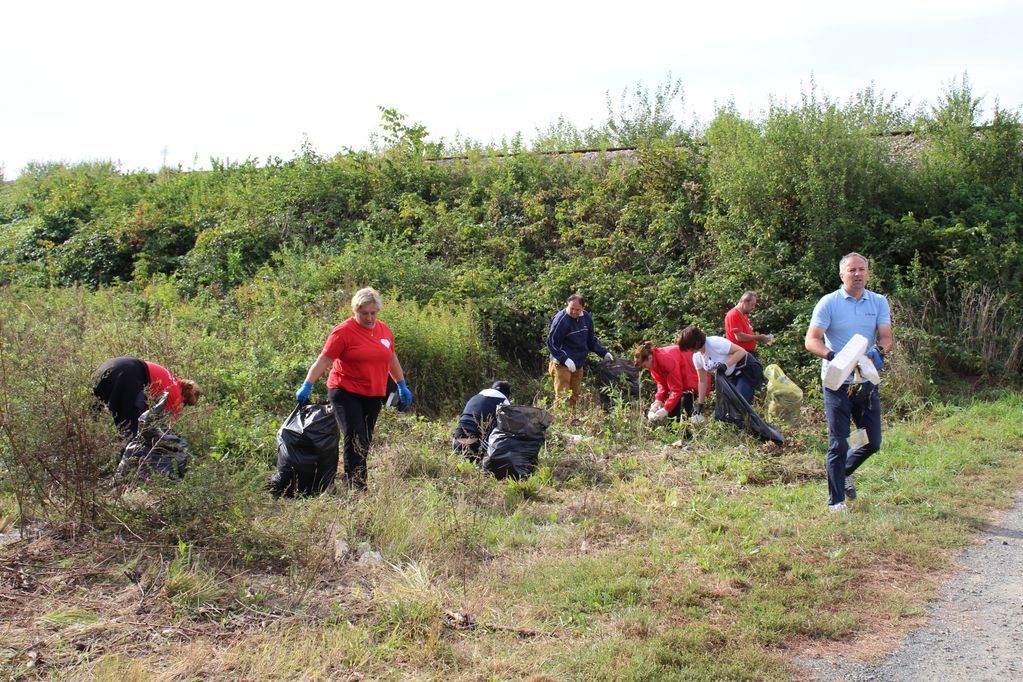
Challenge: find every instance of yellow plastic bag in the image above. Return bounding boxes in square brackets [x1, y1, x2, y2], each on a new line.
[764, 364, 803, 426]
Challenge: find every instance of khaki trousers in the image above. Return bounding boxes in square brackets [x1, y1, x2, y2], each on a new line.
[549, 360, 584, 408]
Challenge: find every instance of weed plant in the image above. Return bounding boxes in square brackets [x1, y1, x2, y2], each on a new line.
[2, 75, 1023, 679]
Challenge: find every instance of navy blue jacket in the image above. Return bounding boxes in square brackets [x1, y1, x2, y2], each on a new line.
[547, 309, 608, 367]
[453, 388, 510, 441]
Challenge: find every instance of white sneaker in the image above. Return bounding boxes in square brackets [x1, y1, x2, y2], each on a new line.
[828, 502, 848, 514]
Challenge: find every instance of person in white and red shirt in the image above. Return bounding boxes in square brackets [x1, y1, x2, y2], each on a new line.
[92, 357, 201, 436]
[295, 287, 413, 490]
[724, 291, 773, 357]
[677, 325, 763, 411]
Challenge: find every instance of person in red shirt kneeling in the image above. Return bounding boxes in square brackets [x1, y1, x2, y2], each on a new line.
[295, 287, 413, 490]
[632, 341, 700, 423]
[93, 356, 201, 437]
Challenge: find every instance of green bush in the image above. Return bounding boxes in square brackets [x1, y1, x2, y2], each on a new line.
[178, 215, 283, 292]
[1, 79, 1020, 393]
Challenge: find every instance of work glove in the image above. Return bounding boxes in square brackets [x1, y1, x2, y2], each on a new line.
[649, 400, 664, 413]
[295, 380, 313, 405]
[764, 334, 774, 346]
[397, 379, 413, 408]
[604, 352, 614, 362]
[564, 358, 577, 373]
[692, 403, 705, 423]
[867, 347, 885, 371]
[724, 362, 736, 376]
[648, 407, 669, 422]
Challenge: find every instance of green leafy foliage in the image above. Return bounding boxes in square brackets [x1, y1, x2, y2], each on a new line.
[1, 80, 1021, 387]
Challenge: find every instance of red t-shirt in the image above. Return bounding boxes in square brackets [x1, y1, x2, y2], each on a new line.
[725, 307, 757, 352]
[322, 317, 395, 396]
[144, 361, 183, 416]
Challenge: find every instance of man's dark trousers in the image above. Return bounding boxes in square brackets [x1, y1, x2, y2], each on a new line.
[823, 382, 881, 505]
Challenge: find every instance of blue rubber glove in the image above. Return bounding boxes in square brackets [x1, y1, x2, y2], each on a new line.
[295, 380, 313, 405]
[397, 380, 413, 408]
[866, 348, 885, 371]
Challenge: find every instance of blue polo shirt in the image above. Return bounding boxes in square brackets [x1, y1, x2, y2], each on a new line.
[810, 287, 891, 384]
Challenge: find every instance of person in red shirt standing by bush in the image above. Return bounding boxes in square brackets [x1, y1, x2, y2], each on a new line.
[93, 357, 202, 437]
[295, 287, 413, 490]
[632, 341, 700, 423]
[724, 291, 773, 358]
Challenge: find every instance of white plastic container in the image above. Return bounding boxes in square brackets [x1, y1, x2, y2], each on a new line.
[847, 427, 869, 451]
[856, 356, 881, 384]
[824, 334, 869, 390]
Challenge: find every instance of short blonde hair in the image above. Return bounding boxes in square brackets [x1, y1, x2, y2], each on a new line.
[351, 287, 383, 312]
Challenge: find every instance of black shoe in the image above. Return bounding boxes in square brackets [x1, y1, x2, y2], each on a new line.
[844, 478, 857, 500]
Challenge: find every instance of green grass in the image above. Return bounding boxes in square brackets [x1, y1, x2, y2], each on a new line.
[36, 608, 101, 628]
[6, 393, 1022, 679]
[3, 280, 1023, 679]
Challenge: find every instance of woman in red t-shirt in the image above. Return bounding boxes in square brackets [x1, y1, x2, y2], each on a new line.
[295, 287, 413, 489]
[632, 342, 699, 423]
[92, 357, 202, 436]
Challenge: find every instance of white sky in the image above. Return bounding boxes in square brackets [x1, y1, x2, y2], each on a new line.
[2, 0, 1021, 178]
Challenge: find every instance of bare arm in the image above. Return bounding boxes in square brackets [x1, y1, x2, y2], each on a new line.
[733, 330, 772, 343]
[804, 325, 830, 359]
[876, 323, 893, 354]
[724, 344, 747, 368]
[696, 367, 709, 404]
[389, 353, 405, 383]
[303, 353, 334, 385]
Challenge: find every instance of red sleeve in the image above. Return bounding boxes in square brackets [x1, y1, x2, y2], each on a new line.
[724, 308, 740, 344]
[321, 322, 348, 360]
[651, 365, 669, 404]
[652, 348, 684, 413]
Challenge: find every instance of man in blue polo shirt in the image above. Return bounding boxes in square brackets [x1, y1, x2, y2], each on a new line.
[547, 293, 613, 410]
[805, 253, 893, 514]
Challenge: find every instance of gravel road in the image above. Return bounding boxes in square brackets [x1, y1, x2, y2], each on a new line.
[799, 493, 1023, 681]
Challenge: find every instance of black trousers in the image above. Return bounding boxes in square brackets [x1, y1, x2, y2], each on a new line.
[668, 392, 696, 439]
[328, 387, 384, 489]
[666, 392, 695, 420]
[92, 356, 150, 436]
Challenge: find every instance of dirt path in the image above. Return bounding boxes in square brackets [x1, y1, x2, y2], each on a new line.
[799, 493, 1023, 681]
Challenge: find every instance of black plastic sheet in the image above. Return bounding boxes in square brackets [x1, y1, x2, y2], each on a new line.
[481, 405, 553, 480]
[269, 403, 341, 497]
[115, 391, 189, 481]
[714, 368, 784, 444]
[593, 358, 641, 406]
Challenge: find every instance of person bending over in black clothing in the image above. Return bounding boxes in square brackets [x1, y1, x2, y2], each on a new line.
[452, 381, 511, 462]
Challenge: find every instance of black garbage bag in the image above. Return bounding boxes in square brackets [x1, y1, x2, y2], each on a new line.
[714, 368, 784, 444]
[593, 358, 641, 406]
[115, 392, 189, 481]
[270, 403, 341, 498]
[481, 405, 553, 480]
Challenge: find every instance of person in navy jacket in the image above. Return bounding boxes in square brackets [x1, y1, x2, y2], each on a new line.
[452, 381, 512, 461]
[546, 293, 613, 409]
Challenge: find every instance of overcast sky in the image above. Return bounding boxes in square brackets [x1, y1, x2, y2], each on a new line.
[2, 0, 1021, 178]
